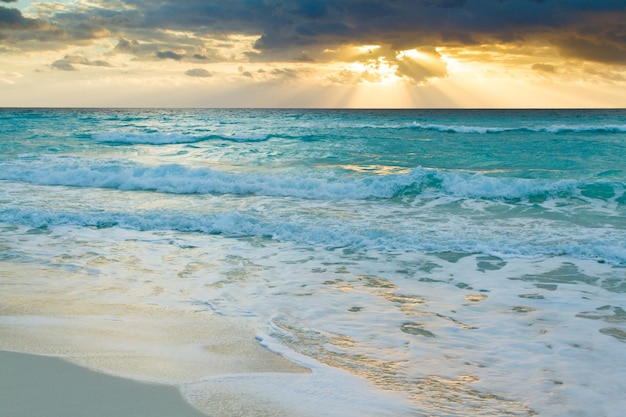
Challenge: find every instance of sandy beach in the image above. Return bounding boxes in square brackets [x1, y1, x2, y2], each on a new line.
[0, 262, 414, 417]
[0, 350, 208, 417]
[0, 263, 323, 417]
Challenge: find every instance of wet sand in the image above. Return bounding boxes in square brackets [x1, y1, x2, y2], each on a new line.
[0, 350, 208, 417]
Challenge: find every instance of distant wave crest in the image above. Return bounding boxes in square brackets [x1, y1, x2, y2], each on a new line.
[95, 131, 272, 145]
[407, 123, 626, 134]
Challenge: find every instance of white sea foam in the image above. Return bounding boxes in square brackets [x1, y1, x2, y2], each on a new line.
[2, 198, 626, 265]
[4, 224, 624, 416]
[184, 332, 414, 417]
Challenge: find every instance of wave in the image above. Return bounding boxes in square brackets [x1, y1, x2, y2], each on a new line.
[2, 205, 626, 265]
[1, 158, 624, 203]
[0, 159, 418, 200]
[407, 123, 626, 134]
[95, 131, 272, 145]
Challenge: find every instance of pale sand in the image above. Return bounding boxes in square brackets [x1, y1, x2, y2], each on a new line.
[0, 260, 412, 417]
[0, 266, 310, 416]
[0, 350, 208, 417]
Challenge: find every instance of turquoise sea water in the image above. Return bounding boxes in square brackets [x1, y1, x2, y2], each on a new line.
[1, 108, 625, 416]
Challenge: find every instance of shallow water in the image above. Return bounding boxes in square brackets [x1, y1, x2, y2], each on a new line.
[1, 108, 625, 416]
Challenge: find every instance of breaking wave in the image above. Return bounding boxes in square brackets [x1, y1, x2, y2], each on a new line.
[2, 205, 626, 265]
[1, 157, 624, 204]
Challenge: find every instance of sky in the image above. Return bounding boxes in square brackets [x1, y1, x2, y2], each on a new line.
[1, 0, 625, 108]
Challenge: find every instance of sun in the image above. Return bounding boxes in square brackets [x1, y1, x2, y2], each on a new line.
[345, 57, 401, 85]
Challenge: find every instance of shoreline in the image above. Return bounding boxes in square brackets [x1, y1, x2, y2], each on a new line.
[0, 349, 209, 417]
[1, 260, 412, 417]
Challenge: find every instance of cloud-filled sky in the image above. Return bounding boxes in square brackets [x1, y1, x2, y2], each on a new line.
[1, 0, 625, 107]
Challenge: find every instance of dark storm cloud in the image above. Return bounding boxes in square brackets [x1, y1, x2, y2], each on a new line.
[0, 6, 42, 29]
[5, 0, 626, 68]
[251, 1, 624, 49]
[81, 0, 625, 65]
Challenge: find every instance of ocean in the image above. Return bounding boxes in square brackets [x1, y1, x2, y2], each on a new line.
[1, 108, 625, 416]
